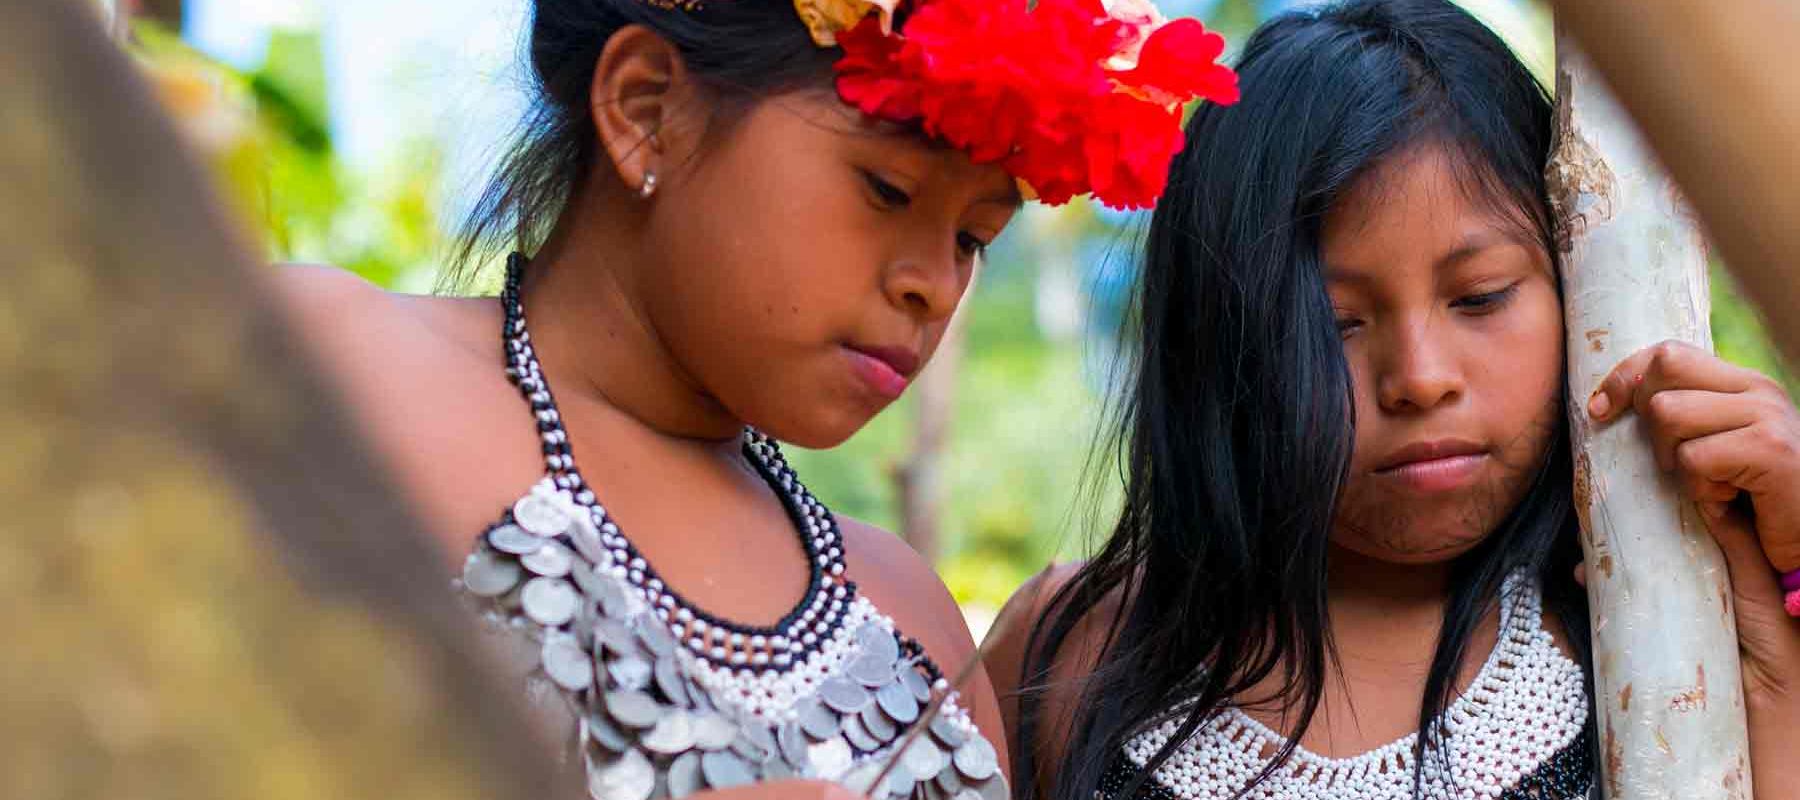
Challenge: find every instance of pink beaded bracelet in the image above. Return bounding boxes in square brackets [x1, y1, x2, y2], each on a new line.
[1783, 570, 1800, 617]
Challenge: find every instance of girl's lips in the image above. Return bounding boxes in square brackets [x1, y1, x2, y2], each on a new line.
[1379, 453, 1488, 493]
[852, 344, 920, 377]
[845, 346, 913, 400]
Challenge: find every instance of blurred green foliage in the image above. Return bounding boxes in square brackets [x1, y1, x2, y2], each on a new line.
[1714, 266, 1797, 390]
[132, 22, 445, 290]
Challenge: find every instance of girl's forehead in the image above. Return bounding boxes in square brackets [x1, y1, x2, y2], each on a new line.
[1320, 145, 1548, 275]
[1333, 144, 1487, 215]
[1325, 154, 1498, 245]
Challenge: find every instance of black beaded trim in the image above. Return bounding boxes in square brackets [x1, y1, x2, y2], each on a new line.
[1499, 726, 1595, 800]
[1096, 726, 1595, 800]
[499, 253, 864, 676]
[902, 636, 944, 684]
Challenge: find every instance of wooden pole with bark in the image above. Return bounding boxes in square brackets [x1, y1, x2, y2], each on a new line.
[0, 2, 572, 797]
[1551, 38, 1754, 800]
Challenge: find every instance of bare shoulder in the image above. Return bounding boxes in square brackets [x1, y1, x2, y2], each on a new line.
[273, 261, 387, 305]
[984, 560, 1126, 797]
[269, 263, 426, 372]
[270, 262, 400, 333]
[984, 561, 1086, 697]
[837, 517, 973, 666]
[267, 263, 543, 558]
[836, 516, 950, 598]
[836, 517, 1011, 779]
[270, 263, 478, 362]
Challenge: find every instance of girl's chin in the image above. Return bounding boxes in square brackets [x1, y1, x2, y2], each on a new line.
[1331, 529, 1492, 566]
[751, 410, 876, 451]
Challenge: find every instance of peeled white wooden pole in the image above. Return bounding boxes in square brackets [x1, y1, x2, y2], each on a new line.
[1552, 37, 1754, 800]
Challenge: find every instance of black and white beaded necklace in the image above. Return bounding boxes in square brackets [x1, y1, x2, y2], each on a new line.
[496, 252, 933, 678]
[453, 254, 1013, 800]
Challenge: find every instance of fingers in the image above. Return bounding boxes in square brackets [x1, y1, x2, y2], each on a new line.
[1705, 503, 1782, 596]
[1697, 504, 1800, 678]
[1587, 339, 1796, 506]
[1635, 389, 1760, 472]
[1672, 422, 1789, 496]
[1679, 426, 1800, 571]
[1588, 340, 1766, 423]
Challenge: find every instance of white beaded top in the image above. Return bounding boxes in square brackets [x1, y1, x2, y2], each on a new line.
[1120, 577, 1588, 800]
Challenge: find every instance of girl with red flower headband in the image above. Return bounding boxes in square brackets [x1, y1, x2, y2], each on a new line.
[990, 2, 1800, 800]
[273, 0, 1234, 798]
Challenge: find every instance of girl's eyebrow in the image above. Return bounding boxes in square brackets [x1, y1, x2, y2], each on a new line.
[975, 190, 1024, 210]
[1435, 230, 1513, 270]
[1440, 227, 1553, 278]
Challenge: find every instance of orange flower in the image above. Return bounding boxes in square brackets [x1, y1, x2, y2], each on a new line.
[792, 0, 902, 46]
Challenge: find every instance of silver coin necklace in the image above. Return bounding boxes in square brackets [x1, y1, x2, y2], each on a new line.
[454, 253, 1009, 800]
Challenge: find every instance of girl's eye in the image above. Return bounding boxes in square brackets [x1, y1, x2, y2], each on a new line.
[1336, 316, 1363, 339]
[863, 171, 912, 208]
[1450, 283, 1521, 314]
[957, 232, 989, 260]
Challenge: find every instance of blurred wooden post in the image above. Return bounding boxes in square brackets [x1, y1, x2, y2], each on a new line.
[895, 278, 974, 565]
[1549, 0, 1800, 369]
[1551, 36, 1754, 800]
[0, 2, 572, 797]
[137, 0, 186, 31]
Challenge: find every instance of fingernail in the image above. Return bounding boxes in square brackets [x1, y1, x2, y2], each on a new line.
[1703, 502, 1725, 519]
[1588, 392, 1610, 418]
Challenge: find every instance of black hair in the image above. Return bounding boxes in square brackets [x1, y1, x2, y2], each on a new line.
[1016, 1, 1592, 798]
[442, 0, 840, 290]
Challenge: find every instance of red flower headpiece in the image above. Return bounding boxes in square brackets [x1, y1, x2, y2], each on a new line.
[798, 0, 1238, 209]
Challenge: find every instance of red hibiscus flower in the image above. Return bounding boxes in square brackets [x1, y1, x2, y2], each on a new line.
[834, 0, 1238, 208]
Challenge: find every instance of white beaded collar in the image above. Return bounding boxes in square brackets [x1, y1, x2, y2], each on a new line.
[1120, 576, 1589, 800]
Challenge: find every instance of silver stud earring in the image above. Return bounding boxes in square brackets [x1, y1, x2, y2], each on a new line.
[639, 172, 658, 200]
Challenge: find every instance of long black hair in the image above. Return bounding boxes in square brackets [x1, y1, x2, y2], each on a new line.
[1016, 2, 1591, 798]
[442, 0, 841, 290]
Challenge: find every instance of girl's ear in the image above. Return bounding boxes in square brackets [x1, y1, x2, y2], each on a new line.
[589, 25, 703, 195]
